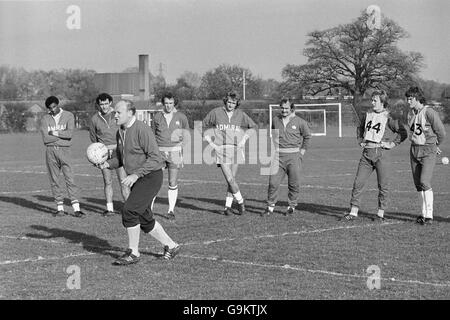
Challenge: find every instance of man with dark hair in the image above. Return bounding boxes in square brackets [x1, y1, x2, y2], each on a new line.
[151, 93, 189, 220]
[98, 100, 180, 265]
[89, 93, 129, 216]
[40, 96, 86, 218]
[405, 86, 446, 225]
[264, 98, 311, 216]
[202, 91, 257, 216]
[342, 90, 407, 222]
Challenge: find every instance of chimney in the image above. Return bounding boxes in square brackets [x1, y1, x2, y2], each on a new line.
[138, 54, 150, 100]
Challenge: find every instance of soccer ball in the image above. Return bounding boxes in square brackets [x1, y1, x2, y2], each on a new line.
[442, 157, 449, 165]
[86, 143, 109, 165]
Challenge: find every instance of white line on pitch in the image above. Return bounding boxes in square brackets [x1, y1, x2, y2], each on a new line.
[0, 187, 104, 195]
[0, 222, 402, 264]
[3, 222, 450, 288]
[180, 222, 402, 246]
[0, 252, 97, 265]
[0, 168, 353, 179]
[177, 179, 450, 195]
[182, 254, 450, 288]
[1, 169, 449, 195]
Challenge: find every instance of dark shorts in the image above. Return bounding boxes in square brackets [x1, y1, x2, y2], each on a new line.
[121, 169, 163, 232]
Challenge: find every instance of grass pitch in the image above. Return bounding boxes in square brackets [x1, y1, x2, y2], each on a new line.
[0, 129, 449, 300]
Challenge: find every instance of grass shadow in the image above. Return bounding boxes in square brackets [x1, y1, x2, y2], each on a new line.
[34, 195, 104, 215]
[0, 196, 55, 214]
[180, 196, 264, 216]
[26, 225, 121, 258]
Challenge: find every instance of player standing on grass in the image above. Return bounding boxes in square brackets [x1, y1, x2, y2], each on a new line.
[97, 100, 180, 265]
[89, 93, 130, 216]
[202, 91, 257, 216]
[263, 98, 311, 216]
[40, 96, 86, 218]
[152, 93, 190, 220]
[405, 86, 446, 225]
[342, 90, 407, 222]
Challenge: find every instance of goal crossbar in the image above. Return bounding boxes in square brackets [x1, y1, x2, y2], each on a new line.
[269, 103, 342, 137]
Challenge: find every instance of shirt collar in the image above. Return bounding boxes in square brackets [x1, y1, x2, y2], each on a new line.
[123, 116, 136, 129]
[51, 108, 63, 117]
[99, 108, 114, 117]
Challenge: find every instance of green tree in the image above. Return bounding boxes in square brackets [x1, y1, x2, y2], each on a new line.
[199, 64, 262, 99]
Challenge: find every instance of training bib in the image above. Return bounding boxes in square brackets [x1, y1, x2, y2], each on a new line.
[408, 107, 427, 145]
[363, 111, 388, 143]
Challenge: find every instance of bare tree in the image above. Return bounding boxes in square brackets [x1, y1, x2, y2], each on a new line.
[282, 11, 424, 117]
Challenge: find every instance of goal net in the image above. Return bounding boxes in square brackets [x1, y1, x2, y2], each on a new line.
[135, 109, 163, 126]
[269, 103, 343, 137]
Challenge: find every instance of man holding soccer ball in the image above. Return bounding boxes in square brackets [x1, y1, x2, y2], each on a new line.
[97, 100, 180, 265]
[89, 93, 130, 217]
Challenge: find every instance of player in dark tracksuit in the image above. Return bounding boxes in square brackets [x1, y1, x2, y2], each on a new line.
[40, 96, 85, 218]
[89, 93, 129, 216]
[264, 98, 311, 216]
[99, 100, 180, 265]
[152, 93, 190, 220]
[405, 86, 446, 225]
[343, 90, 407, 222]
[202, 91, 257, 216]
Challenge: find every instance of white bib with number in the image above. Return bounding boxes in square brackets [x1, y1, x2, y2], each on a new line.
[363, 111, 388, 143]
[408, 107, 427, 145]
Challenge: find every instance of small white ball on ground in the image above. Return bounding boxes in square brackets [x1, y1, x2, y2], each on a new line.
[442, 157, 449, 165]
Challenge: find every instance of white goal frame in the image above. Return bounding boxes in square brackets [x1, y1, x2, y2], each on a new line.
[136, 109, 162, 126]
[269, 103, 342, 137]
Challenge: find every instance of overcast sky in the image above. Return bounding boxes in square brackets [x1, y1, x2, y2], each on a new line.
[1, 0, 449, 84]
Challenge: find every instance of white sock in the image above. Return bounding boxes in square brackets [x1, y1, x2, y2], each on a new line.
[168, 186, 178, 212]
[225, 193, 233, 208]
[57, 204, 64, 212]
[149, 221, 177, 249]
[424, 189, 433, 219]
[419, 191, 426, 217]
[127, 225, 140, 257]
[233, 191, 244, 204]
[72, 202, 80, 212]
[106, 202, 114, 212]
[377, 209, 384, 218]
[350, 206, 359, 217]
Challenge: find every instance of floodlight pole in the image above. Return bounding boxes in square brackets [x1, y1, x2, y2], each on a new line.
[243, 70, 246, 100]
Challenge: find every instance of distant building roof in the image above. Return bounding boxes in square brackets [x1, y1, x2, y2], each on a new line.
[28, 104, 44, 113]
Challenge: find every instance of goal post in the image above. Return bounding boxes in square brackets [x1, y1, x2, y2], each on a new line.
[269, 103, 342, 137]
[135, 109, 162, 126]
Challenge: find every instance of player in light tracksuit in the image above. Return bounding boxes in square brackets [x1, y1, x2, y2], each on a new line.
[264, 98, 312, 216]
[202, 91, 257, 216]
[342, 90, 407, 222]
[40, 96, 86, 218]
[152, 93, 190, 220]
[405, 86, 446, 225]
[89, 93, 130, 216]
